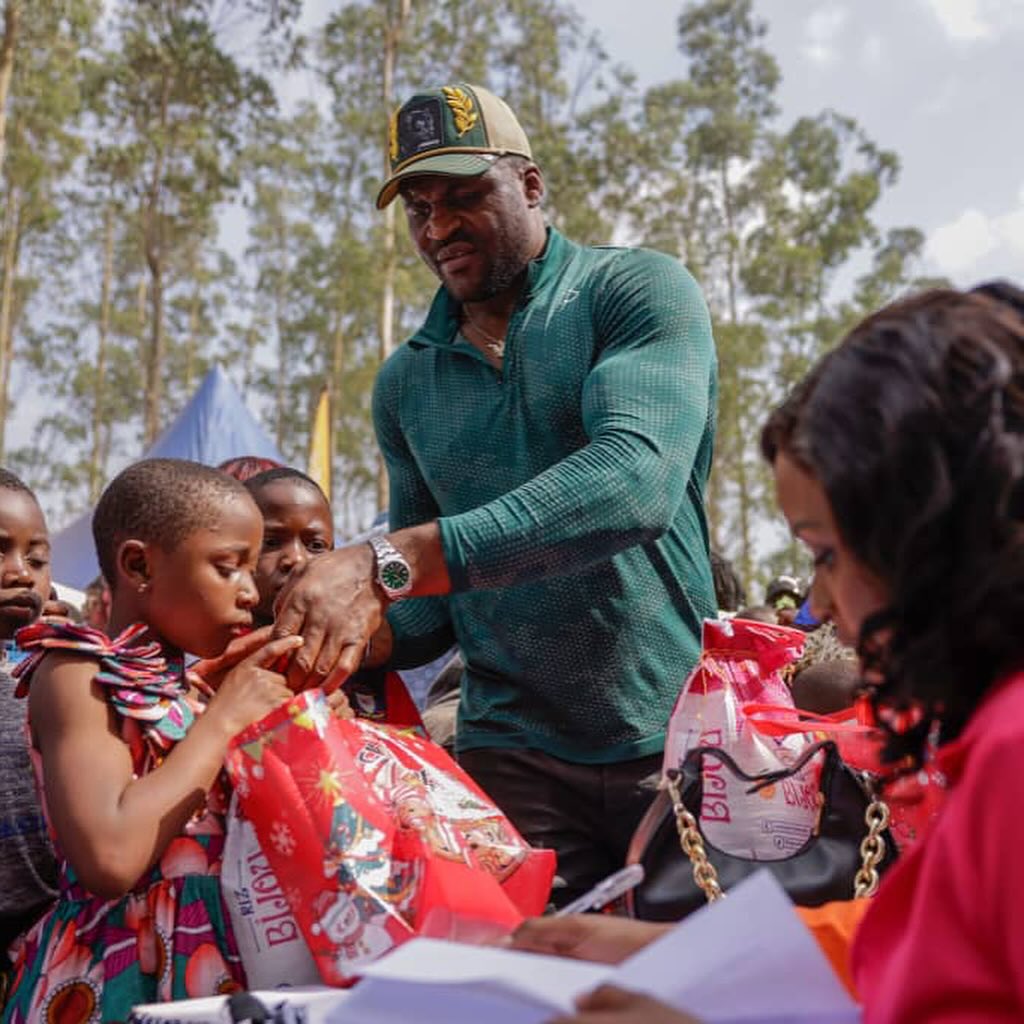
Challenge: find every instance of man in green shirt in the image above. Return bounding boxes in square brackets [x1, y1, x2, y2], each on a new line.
[274, 83, 717, 905]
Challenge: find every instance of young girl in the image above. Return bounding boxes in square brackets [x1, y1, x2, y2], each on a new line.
[243, 468, 334, 628]
[2, 459, 301, 1021]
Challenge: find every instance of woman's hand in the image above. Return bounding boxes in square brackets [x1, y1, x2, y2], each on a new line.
[548, 985, 702, 1024]
[509, 915, 671, 965]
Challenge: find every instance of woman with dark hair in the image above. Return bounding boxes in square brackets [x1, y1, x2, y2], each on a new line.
[512, 283, 1024, 1023]
[762, 283, 1024, 1021]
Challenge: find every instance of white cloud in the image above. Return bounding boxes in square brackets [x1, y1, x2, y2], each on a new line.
[802, 6, 848, 65]
[920, 0, 1024, 42]
[926, 194, 1024, 275]
[1003, 209, 1024, 255]
[927, 210, 999, 271]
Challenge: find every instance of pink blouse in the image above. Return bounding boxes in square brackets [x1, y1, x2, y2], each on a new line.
[853, 670, 1024, 1022]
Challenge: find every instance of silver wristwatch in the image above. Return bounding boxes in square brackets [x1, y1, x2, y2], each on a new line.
[367, 534, 413, 600]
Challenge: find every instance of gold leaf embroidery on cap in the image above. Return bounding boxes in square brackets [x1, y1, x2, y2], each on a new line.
[442, 86, 478, 137]
[388, 108, 399, 161]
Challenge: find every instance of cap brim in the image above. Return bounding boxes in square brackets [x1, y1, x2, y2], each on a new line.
[375, 152, 498, 209]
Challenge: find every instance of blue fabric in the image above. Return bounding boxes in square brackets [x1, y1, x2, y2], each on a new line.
[50, 367, 285, 588]
[794, 599, 820, 628]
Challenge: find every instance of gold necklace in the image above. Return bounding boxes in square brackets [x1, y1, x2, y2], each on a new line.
[463, 307, 506, 357]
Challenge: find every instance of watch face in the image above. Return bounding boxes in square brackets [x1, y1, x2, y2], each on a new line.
[380, 558, 411, 592]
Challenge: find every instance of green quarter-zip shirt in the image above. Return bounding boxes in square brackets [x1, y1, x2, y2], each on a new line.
[375, 227, 717, 763]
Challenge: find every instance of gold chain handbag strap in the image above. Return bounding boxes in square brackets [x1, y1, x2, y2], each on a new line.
[664, 763, 892, 905]
[853, 786, 891, 898]
[664, 770, 725, 903]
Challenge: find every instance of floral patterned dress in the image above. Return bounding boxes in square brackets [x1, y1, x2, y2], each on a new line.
[1, 622, 244, 1024]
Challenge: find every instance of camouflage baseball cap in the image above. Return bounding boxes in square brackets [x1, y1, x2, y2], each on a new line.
[376, 83, 532, 210]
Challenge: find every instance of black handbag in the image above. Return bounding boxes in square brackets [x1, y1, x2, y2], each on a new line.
[626, 740, 897, 921]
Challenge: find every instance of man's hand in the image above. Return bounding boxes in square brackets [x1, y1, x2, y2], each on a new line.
[271, 543, 384, 692]
[270, 522, 451, 693]
[548, 986, 702, 1024]
[510, 915, 671, 965]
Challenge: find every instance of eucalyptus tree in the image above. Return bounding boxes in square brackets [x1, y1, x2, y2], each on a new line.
[89, 0, 291, 446]
[0, 0, 99, 460]
[310, 0, 647, 520]
[632, 0, 915, 592]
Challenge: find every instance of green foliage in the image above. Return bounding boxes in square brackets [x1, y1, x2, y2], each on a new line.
[2, 0, 932, 578]
[618, 0, 923, 595]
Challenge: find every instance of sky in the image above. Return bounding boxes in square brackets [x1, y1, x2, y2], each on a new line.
[23, 0, 1024, 530]
[284, 0, 1024, 287]
[574, 0, 1024, 288]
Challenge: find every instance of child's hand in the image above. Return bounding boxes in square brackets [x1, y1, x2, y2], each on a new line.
[205, 635, 302, 737]
[42, 597, 76, 622]
[192, 625, 275, 690]
[326, 687, 355, 719]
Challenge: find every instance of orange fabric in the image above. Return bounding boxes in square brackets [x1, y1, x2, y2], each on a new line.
[797, 900, 870, 1000]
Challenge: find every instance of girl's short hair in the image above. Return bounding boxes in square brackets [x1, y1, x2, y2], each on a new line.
[244, 467, 329, 506]
[93, 459, 251, 588]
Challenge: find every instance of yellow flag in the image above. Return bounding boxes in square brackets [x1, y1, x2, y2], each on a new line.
[307, 386, 331, 499]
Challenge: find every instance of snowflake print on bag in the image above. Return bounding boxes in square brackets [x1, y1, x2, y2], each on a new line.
[270, 821, 296, 856]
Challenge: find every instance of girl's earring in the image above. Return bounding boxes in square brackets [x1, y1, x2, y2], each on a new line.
[138, 581, 149, 595]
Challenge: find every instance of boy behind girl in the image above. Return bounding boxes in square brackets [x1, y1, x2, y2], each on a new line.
[0, 471, 59, 975]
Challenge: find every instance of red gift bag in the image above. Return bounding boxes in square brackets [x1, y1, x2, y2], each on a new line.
[224, 690, 555, 985]
[344, 668, 425, 733]
[743, 696, 946, 851]
[662, 618, 824, 861]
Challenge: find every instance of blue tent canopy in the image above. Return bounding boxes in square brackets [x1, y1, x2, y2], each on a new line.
[51, 366, 286, 588]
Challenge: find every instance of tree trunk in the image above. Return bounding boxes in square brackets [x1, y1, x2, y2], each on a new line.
[185, 284, 200, 395]
[136, 273, 148, 347]
[134, 271, 148, 457]
[719, 157, 752, 587]
[144, 254, 166, 446]
[0, 184, 20, 459]
[376, 0, 411, 515]
[273, 205, 288, 449]
[142, 71, 171, 447]
[735, 431, 753, 594]
[240, 317, 257, 400]
[705, 467, 723, 554]
[328, 306, 345, 509]
[719, 160, 739, 327]
[0, 1, 22, 181]
[273, 283, 286, 451]
[89, 206, 114, 502]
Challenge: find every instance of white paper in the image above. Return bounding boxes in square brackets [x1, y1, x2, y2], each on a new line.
[130, 986, 347, 1024]
[332, 938, 611, 1024]
[327, 871, 860, 1024]
[619, 871, 860, 1022]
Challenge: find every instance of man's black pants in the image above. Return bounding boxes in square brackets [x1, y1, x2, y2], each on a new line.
[458, 746, 661, 909]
